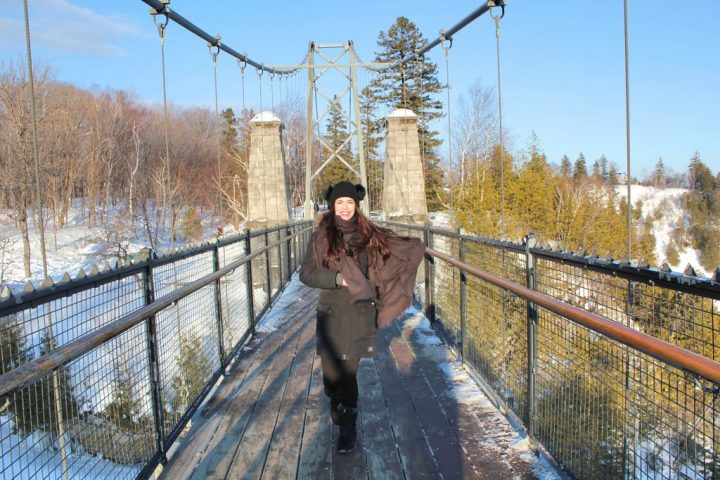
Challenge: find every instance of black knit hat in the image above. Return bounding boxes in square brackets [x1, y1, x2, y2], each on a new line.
[325, 181, 366, 205]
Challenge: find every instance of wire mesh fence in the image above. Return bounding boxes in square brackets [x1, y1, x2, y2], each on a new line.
[383, 223, 720, 480]
[0, 221, 312, 480]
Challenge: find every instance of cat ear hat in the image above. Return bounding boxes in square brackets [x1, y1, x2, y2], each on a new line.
[325, 181, 366, 205]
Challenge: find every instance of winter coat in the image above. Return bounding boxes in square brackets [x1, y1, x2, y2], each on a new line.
[299, 233, 378, 359]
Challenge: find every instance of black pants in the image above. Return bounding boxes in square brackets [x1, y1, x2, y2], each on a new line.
[321, 356, 360, 408]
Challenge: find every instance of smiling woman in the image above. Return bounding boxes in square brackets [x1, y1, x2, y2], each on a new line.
[299, 179, 425, 454]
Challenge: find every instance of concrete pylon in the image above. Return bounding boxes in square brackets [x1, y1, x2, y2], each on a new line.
[382, 108, 428, 223]
[246, 111, 291, 229]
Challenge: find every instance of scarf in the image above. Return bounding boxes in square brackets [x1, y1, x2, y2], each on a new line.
[318, 216, 426, 328]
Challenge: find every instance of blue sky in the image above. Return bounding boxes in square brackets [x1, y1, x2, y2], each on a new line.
[1, 0, 718, 179]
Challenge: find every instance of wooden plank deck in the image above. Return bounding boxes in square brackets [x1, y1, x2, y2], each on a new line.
[160, 281, 554, 480]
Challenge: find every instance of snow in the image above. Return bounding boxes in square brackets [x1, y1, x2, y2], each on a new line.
[387, 108, 417, 118]
[255, 273, 306, 333]
[0, 201, 223, 294]
[250, 111, 281, 123]
[615, 185, 711, 277]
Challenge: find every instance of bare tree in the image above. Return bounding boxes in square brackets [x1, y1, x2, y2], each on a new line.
[451, 81, 498, 191]
[0, 61, 53, 278]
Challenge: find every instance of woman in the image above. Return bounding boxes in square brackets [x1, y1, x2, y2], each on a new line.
[299, 180, 425, 454]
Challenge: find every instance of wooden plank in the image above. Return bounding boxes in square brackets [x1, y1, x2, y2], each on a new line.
[161, 327, 288, 479]
[358, 358, 404, 480]
[185, 303, 310, 479]
[224, 311, 309, 479]
[296, 350, 333, 479]
[387, 320, 479, 480]
[332, 402, 367, 479]
[395, 315, 530, 479]
[373, 326, 440, 479]
[260, 312, 317, 478]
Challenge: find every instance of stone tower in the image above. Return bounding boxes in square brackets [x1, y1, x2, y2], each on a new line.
[382, 108, 428, 223]
[246, 112, 291, 229]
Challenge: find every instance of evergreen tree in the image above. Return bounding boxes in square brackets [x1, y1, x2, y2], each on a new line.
[608, 164, 619, 188]
[652, 158, 667, 189]
[0, 315, 34, 434]
[599, 155, 609, 181]
[318, 96, 358, 198]
[591, 160, 601, 180]
[170, 333, 214, 413]
[371, 16, 445, 209]
[684, 154, 719, 270]
[560, 155, 572, 177]
[573, 153, 587, 180]
[181, 207, 203, 240]
[27, 330, 80, 436]
[105, 356, 143, 431]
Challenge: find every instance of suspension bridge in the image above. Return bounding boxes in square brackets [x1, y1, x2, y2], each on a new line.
[1, 1, 720, 479]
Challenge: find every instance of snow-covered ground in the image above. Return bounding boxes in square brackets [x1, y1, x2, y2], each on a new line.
[0, 202, 236, 294]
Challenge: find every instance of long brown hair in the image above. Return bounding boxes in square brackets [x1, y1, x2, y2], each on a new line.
[314, 205, 391, 268]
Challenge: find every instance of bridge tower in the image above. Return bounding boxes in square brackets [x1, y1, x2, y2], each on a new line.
[302, 41, 369, 218]
[383, 109, 428, 223]
[246, 111, 291, 229]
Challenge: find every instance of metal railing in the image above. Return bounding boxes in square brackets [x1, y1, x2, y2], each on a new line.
[383, 221, 720, 480]
[0, 221, 312, 479]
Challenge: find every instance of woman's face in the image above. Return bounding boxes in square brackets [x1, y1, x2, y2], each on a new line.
[334, 197, 356, 221]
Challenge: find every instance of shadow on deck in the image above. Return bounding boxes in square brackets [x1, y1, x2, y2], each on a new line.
[159, 280, 552, 479]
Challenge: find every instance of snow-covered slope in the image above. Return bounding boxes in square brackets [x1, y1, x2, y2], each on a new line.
[615, 185, 710, 277]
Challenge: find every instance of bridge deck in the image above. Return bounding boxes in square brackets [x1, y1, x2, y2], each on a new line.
[160, 280, 547, 479]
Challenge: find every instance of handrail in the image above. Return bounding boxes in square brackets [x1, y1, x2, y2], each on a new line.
[0, 226, 313, 398]
[427, 247, 720, 385]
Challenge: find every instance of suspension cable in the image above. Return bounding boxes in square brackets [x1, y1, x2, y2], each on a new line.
[143, 0, 294, 75]
[151, 9, 172, 247]
[491, 7, 505, 238]
[624, 0, 632, 259]
[209, 41, 222, 220]
[23, 5, 67, 477]
[238, 60, 247, 112]
[442, 35, 453, 204]
[22, 0, 48, 279]
[270, 72, 275, 114]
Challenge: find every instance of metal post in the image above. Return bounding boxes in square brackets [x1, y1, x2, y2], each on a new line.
[304, 43, 315, 219]
[275, 229, 283, 291]
[285, 227, 293, 281]
[424, 224, 435, 324]
[212, 239, 225, 365]
[142, 249, 167, 463]
[265, 230, 272, 301]
[459, 235, 467, 363]
[524, 233, 538, 436]
[348, 41, 369, 212]
[245, 232, 256, 332]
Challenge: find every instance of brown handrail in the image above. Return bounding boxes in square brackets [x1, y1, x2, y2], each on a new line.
[0, 227, 313, 398]
[427, 247, 720, 385]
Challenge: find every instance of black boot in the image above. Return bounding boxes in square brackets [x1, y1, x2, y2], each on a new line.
[337, 404, 357, 454]
[329, 398, 341, 425]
